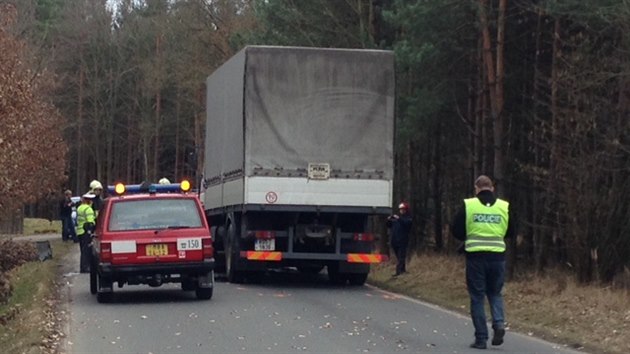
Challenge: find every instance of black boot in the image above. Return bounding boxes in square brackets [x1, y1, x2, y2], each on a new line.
[469, 340, 487, 349]
[492, 325, 505, 346]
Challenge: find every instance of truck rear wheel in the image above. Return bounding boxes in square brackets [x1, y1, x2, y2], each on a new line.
[327, 264, 347, 285]
[226, 223, 245, 283]
[347, 272, 368, 286]
[214, 226, 226, 273]
[297, 265, 324, 275]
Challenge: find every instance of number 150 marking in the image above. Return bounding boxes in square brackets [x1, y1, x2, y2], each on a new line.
[177, 238, 202, 251]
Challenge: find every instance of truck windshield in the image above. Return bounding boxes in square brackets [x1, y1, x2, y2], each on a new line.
[108, 199, 203, 231]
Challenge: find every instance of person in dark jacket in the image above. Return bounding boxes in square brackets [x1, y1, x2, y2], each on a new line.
[387, 202, 413, 276]
[59, 189, 76, 242]
[451, 175, 514, 350]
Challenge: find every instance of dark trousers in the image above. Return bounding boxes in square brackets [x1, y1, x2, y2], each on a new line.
[466, 257, 506, 341]
[61, 215, 76, 241]
[79, 234, 92, 273]
[392, 244, 407, 275]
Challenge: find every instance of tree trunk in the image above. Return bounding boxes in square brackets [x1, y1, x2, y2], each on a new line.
[174, 87, 181, 180]
[478, 0, 506, 189]
[550, 17, 562, 265]
[433, 120, 443, 251]
[76, 61, 85, 193]
[493, 0, 506, 193]
[532, 7, 547, 273]
[474, 39, 483, 177]
[153, 34, 162, 182]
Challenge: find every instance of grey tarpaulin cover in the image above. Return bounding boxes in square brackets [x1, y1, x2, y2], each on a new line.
[205, 46, 395, 183]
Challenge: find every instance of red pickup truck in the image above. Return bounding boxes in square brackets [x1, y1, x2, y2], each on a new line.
[90, 181, 214, 303]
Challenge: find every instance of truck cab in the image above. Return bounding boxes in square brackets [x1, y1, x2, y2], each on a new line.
[90, 181, 214, 302]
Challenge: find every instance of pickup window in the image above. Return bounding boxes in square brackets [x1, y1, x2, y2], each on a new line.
[108, 199, 203, 231]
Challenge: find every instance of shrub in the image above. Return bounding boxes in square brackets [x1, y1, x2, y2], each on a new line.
[0, 239, 38, 303]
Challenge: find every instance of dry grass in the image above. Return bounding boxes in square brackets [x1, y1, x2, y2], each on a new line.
[0, 239, 73, 354]
[23, 218, 61, 236]
[369, 253, 630, 354]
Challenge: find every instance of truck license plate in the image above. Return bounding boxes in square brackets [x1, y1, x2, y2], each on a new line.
[308, 162, 330, 180]
[255, 239, 275, 251]
[146, 244, 168, 256]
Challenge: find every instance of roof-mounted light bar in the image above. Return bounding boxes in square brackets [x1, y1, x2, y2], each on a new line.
[107, 180, 192, 196]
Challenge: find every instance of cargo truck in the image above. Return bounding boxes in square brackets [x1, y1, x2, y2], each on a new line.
[202, 46, 394, 285]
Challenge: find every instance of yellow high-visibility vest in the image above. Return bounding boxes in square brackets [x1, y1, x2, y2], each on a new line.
[76, 204, 95, 236]
[464, 197, 509, 253]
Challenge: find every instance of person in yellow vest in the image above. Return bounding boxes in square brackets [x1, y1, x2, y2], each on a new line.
[451, 175, 514, 350]
[76, 192, 96, 273]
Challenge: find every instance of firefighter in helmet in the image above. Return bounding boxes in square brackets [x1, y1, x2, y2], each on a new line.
[89, 180, 104, 216]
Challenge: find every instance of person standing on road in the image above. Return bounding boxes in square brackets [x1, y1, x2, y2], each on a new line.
[59, 189, 76, 242]
[89, 180, 104, 216]
[451, 175, 514, 350]
[387, 202, 412, 277]
[76, 193, 96, 273]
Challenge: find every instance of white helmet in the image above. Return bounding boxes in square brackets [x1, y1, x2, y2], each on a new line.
[89, 180, 103, 190]
[158, 177, 171, 185]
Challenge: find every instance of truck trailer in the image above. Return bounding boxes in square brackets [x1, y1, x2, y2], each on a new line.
[202, 46, 394, 285]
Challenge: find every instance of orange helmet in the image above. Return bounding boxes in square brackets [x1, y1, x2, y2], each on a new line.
[398, 202, 409, 210]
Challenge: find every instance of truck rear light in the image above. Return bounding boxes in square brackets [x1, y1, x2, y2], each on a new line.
[202, 237, 214, 258]
[353, 233, 374, 242]
[100, 242, 112, 262]
[248, 231, 275, 240]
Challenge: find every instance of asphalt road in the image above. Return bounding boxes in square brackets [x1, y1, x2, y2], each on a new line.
[59, 249, 586, 354]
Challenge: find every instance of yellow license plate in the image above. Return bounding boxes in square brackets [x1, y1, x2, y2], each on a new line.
[146, 244, 168, 256]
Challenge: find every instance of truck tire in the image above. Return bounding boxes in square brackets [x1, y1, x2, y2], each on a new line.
[347, 272, 368, 286]
[297, 265, 324, 275]
[214, 226, 226, 273]
[195, 287, 213, 300]
[247, 271, 265, 284]
[226, 223, 245, 283]
[327, 264, 347, 285]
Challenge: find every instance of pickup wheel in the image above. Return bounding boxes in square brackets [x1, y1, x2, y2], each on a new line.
[226, 223, 245, 284]
[89, 265, 97, 294]
[96, 292, 113, 303]
[96, 275, 114, 303]
[347, 272, 368, 286]
[181, 278, 196, 291]
[195, 287, 213, 300]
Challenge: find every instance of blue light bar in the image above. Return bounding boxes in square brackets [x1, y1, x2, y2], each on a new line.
[107, 183, 182, 195]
